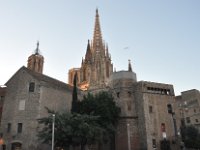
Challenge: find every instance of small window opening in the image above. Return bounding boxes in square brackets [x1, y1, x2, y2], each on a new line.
[149, 106, 153, 113]
[117, 92, 120, 98]
[161, 123, 166, 132]
[0, 96, 5, 102]
[29, 82, 35, 92]
[127, 101, 131, 111]
[17, 123, 23, 133]
[167, 104, 173, 114]
[152, 139, 156, 148]
[7, 123, 11, 133]
[186, 117, 190, 123]
[128, 91, 131, 97]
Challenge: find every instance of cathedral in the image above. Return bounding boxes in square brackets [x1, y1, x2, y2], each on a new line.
[68, 9, 113, 91]
[0, 9, 180, 150]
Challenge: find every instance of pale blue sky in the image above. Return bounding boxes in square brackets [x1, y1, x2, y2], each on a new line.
[0, 1, 199, 95]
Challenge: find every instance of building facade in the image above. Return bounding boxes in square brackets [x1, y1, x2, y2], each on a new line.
[68, 9, 113, 91]
[0, 86, 6, 125]
[105, 71, 177, 150]
[68, 9, 178, 150]
[0, 9, 180, 150]
[175, 89, 200, 131]
[0, 46, 73, 150]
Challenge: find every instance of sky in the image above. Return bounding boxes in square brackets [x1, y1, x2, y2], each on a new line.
[0, 1, 199, 95]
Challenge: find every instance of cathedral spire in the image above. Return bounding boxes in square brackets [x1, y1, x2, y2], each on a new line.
[85, 40, 92, 61]
[128, 59, 132, 72]
[106, 44, 109, 57]
[93, 8, 103, 52]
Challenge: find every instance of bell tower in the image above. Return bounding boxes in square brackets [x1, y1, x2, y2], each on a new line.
[27, 41, 44, 74]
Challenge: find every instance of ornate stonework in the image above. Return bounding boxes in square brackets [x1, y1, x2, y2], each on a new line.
[68, 9, 113, 90]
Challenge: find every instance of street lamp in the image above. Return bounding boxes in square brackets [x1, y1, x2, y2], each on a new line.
[52, 114, 55, 150]
[127, 123, 131, 150]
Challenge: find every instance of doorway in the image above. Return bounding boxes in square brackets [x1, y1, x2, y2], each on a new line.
[11, 142, 22, 150]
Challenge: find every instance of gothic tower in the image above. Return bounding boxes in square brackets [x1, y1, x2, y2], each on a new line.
[68, 9, 113, 90]
[27, 42, 44, 74]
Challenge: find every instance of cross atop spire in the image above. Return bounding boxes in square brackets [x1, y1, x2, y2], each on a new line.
[35, 41, 39, 55]
[128, 59, 133, 72]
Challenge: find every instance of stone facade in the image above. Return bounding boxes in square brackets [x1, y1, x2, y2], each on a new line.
[1, 67, 73, 150]
[106, 70, 177, 150]
[0, 86, 6, 125]
[68, 9, 113, 91]
[107, 70, 139, 150]
[134, 81, 177, 150]
[175, 89, 200, 131]
[27, 42, 44, 74]
[87, 67, 177, 150]
[0, 9, 181, 150]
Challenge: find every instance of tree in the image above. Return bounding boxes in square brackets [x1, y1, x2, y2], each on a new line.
[71, 72, 79, 113]
[38, 108, 105, 150]
[181, 125, 200, 149]
[78, 91, 121, 146]
[38, 91, 120, 150]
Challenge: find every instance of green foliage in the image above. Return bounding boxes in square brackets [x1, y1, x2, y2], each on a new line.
[181, 126, 200, 149]
[38, 109, 105, 149]
[38, 91, 121, 149]
[78, 91, 121, 139]
[160, 139, 171, 150]
[71, 72, 78, 113]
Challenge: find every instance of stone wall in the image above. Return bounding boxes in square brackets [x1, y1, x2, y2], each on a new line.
[135, 81, 176, 150]
[175, 89, 200, 131]
[0, 86, 6, 124]
[1, 69, 72, 150]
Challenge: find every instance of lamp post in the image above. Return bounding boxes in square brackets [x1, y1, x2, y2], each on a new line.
[127, 123, 131, 150]
[52, 114, 55, 150]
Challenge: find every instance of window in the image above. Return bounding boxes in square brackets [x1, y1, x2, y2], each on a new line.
[0, 96, 5, 102]
[181, 119, 185, 126]
[146, 87, 171, 95]
[29, 82, 35, 92]
[161, 123, 166, 132]
[127, 101, 131, 111]
[186, 117, 190, 123]
[19, 100, 25, 110]
[149, 106, 153, 113]
[128, 91, 131, 97]
[167, 104, 172, 114]
[117, 92, 120, 98]
[194, 109, 196, 113]
[152, 139, 156, 148]
[196, 119, 199, 123]
[7, 123, 11, 133]
[17, 123, 23, 133]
